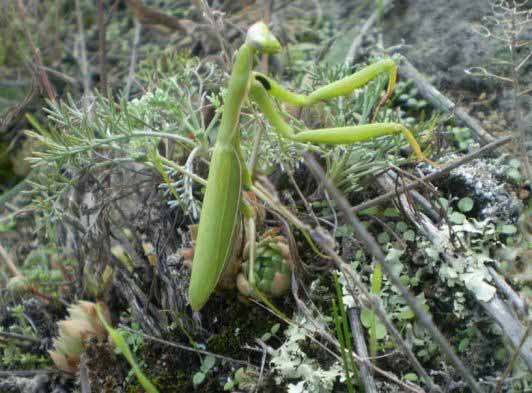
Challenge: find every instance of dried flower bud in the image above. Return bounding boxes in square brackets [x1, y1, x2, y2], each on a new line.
[49, 301, 110, 373]
[6, 276, 30, 295]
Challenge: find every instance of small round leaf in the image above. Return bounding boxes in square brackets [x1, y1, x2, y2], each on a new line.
[403, 230, 416, 242]
[193, 372, 206, 387]
[377, 232, 391, 244]
[458, 197, 474, 213]
[202, 355, 215, 371]
[500, 224, 517, 235]
[449, 212, 465, 224]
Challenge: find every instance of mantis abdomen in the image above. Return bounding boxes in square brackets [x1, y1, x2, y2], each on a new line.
[188, 144, 243, 311]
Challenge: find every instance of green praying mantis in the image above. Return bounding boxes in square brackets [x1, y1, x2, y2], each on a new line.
[188, 21, 432, 311]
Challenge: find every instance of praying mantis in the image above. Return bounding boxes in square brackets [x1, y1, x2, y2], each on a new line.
[188, 22, 431, 311]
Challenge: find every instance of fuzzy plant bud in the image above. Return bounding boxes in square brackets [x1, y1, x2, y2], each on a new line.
[48, 301, 111, 373]
[237, 230, 292, 299]
[6, 275, 30, 295]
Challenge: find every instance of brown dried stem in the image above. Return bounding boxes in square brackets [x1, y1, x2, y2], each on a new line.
[15, 0, 56, 102]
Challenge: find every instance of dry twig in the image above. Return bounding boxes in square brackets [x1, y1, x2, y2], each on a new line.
[97, 0, 108, 94]
[125, 0, 193, 32]
[74, 0, 90, 95]
[350, 136, 513, 214]
[0, 243, 22, 277]
[348, 308, 378, 393]
[398, 57, 495, 145]
[15, 0, 56, 101]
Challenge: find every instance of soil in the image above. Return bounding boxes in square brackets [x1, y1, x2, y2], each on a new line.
[383, 0, 531, 126]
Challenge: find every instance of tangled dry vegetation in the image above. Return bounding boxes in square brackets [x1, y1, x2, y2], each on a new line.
[0, 1, 530, 392]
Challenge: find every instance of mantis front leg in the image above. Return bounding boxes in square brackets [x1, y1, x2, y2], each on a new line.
[254, 59, 396, 113]
[250, 61, 431, 164]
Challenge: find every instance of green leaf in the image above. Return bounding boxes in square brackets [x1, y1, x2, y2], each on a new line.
[375, 323, 387, 339]
[458, 197, 474, 213]
[235, 368, 245, 383]
[399, 307, 415, 320]
[425, 247, 439, 260]
[335, 225, 354, 237]
[377, 232, 391, 244]
[506, 168, 521, 182]
[500, 224, 517, 235]
[261, 332, 272, 342]
[360, 207, 379, 216]
[508, 159, 521, 168]
[403, 230, 416, 242]
[463, 273, 496, 302]
[404, 373, 418, 382]
[449, 212, 465, 224]
[396, 221, 409, 233]
[383, 207, 400, 217]
[459, 141, 470, 151]
[360, 309, 373, 328]
[458, 338, 470, 352]
[224, 381, 235, 391]
[361, 310, 386, 338]
[495, 348, 507, 362]
[203, 355, 216, 370]
[385, 247, 404, 264]
[270, 323, 280, 335]
[96, 306, 159, 393]
[193, 372, 206, 387]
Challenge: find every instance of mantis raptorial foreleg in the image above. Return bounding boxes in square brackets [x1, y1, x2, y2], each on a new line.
[253, 58, 396, 114]
[249, 74, 428, 163]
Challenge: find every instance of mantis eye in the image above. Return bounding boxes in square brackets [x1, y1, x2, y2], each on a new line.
[246, 21, 281, 54]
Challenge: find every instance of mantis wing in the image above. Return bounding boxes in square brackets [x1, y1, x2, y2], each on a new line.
[188, 143, 243, 311]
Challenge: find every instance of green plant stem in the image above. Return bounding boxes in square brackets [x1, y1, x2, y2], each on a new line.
[332, 299, 354, 393]
[29, 130, 196, 164]
[370, 262, 382, 359]
[334, 274, 360, 388]
[96, 305, 159, 393]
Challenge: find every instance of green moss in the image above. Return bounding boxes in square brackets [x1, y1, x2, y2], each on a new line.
[207, 324, 241, 356]
[203, 296, 283, 358]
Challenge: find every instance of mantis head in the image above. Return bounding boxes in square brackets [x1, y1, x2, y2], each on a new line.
[246, 21, 281, 54]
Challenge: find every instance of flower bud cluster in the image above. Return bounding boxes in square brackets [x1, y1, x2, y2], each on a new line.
[48, 301, 111, 373]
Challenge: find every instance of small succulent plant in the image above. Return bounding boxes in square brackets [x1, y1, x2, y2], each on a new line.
[48, 301, 111, 373]
[6, 275, 30, 295]
[237, 230, 293, 298]
[184, 225, 292, 300]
